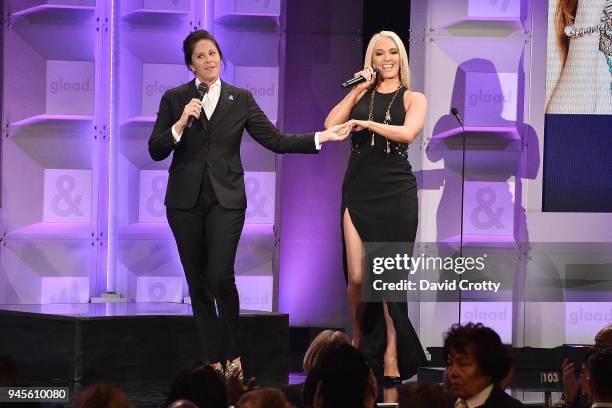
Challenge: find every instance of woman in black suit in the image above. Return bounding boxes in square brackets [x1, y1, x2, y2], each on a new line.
[444, 323, 524, 408]
[148, 30, 346, 379]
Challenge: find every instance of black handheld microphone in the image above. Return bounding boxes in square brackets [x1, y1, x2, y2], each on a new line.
[340, 68, 379, 89]
[186, 83, 209, 128]
[450, 107, 465, 129]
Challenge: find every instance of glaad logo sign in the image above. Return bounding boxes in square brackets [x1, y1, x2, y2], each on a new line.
[49, 78, 91, 94]
[569, 308, 612, 325]
[145, 80, 177, 97]
[244, 82, 275, 97]
[469, 89, 512, 106]
[489, 0, 510, 12]
[462, 305, 509, 322]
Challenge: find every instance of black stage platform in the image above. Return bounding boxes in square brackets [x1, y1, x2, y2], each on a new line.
[0, 303, 289, 384]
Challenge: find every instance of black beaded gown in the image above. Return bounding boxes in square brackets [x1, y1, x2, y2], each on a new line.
[341, 87, 426, 380]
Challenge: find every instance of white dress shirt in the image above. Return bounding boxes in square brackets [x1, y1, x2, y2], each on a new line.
[172, 77, 221, 143]
[171, 76, 321, 149]
[456, 384, 494, 408]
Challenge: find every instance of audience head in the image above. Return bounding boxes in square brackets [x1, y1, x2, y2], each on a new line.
[586, 346, 612, 402]
[0, 355, 21, 386]
[317, 343, 377, 408]
[167, 399, 198, 408]
[398, 382, 455, 408]
[236, 388, 294, 408]
[165, 361, 227, 408]
[443, 323, 511, 400]
[595, 325, 612, 346]
[303, 330, 350, 373]
[74, 384, 131, 408]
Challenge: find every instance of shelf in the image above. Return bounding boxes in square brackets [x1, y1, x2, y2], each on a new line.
[117, 222, 274, 240]
[214, 14, 280, 30]
[6, 222, 94, 240]
[432, 126, 519, 141]
[9, 114, 94, 128]
[121, 8, 190, 26]
[8, 1, 95, 22]
[121, 116, 156, 126]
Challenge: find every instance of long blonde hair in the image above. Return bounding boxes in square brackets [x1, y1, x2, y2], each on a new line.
[302, 330, 349, 373]
[555, 0, 578, 64]
[363, 30, 411, 89]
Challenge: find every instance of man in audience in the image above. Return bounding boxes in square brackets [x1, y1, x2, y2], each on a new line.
[585, 346, 612, 408]
[444, 322, 524, 407]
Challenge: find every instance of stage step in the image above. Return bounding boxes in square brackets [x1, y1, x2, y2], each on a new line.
[0, 303, 288, 383]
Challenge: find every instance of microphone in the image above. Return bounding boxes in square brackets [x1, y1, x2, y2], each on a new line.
[340, 68, 379, 89]
[186, 83, 209, 128]
[450, 107, 464, 129]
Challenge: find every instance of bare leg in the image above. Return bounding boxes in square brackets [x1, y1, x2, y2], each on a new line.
[383, 302, 400, 378]
[343, 209, 365, 348]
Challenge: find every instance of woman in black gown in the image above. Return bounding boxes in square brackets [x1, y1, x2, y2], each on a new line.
[324, 31, 428, 382]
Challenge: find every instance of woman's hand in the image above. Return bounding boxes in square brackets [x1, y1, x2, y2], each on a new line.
[347, 119, 370, 132]
[562, 358, 578, 403]
[318, 123, 352, 143]
[353, 67, 377, 93]
[174, 98, 203, 133]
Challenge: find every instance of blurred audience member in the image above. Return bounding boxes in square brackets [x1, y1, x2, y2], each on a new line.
[585, 346, 612, 407]
[165, 361, 227, 408]
[563, 325, 612, 408]
[444, 323, 524, 407]
[74, 384, 131, 408]
[398, 382, 454, 408]
[0, 355, 21, 386]
[166, 399, 198, 408]
[315, 343, 377, 408]
[237, 388, 295, 408]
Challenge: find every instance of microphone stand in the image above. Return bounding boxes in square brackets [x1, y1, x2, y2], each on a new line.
[451, 108, 466, 322]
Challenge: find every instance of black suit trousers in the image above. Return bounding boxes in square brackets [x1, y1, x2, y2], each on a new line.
[166, 170, 245, 363]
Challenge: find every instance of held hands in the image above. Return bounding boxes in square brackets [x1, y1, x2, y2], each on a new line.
[319, 120, 370, 144]
[562, 358, 578, 403]
[175, 98, 203, 133]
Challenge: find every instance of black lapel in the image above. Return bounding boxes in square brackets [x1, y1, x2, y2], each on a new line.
[181, 78, 207, 134]
[208, 80, 235, 133]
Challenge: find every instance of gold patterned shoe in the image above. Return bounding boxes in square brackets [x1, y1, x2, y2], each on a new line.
[225, 359, 244, 383]
[210, 363, 225, 382]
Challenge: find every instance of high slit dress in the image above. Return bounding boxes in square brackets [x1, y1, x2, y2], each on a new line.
[341, 87, 426, 380]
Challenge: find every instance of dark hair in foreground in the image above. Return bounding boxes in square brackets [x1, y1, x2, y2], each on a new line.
[236, 388, 292, 408]
[0, 355, 21, 386]
[318, 343, 372, 408]
[443, 322, 512, 384]
[398, 382, 455, 408]
[165, 361, 227, 408]
[182, 30, 225, 69]
[74, 384, 131, 408]
[587, 346, 612, 400]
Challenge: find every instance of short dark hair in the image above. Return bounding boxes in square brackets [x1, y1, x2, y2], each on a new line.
[443, 323, 512, 384]
[182, 30, 224, 69]
[74, 384, 131, 408]
[165, 361, 227, 408]
[318, 343, 371, 408]
[587, 346, 612, 400]
[398, 382, 455, 408]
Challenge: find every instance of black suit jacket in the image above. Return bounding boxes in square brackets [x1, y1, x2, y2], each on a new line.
[148, 79, 318, 210]
[476, 386, 525, 408]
